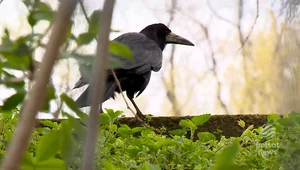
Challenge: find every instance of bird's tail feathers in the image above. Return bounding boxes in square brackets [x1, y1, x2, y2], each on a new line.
[75, 81, 118, 108]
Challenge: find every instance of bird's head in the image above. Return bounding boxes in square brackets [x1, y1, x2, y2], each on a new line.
[140, 23, 194, 50]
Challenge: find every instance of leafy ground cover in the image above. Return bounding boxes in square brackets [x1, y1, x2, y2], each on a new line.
[1, 104, 300, 169]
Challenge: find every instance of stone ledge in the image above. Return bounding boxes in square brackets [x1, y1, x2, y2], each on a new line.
[36, 114, 267, 138]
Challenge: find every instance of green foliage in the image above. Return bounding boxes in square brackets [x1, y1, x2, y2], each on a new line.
[1, 109, 300, 169]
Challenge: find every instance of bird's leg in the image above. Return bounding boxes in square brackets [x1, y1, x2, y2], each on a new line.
[129, 98, 146, 120]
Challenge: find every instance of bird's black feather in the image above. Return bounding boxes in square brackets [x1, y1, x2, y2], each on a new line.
[73, 23, 193, 118]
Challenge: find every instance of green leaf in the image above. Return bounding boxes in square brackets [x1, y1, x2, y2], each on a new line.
[35, 158, 65, 170]
[62, 52, 93, 65]
[155, 139, 177, 148]
[37, 2, 52, 12]
[108, 55, 124, 69]
[143, 161, 161, 170]
[64, 113, 87, 139]
[169, 129, 187, 136]
[36, 131, 60, 161]
[192, 114, 211, 126]
[42, 86, 56, 112]
[109, 124, 118, 133]
[100, 113, 110, 125]
[118, 125, 134, 138]
[109, 41, 133, 60]
[59, 121, 77, 167]
[141, 129, 155, 138]
[40, 120, 59, 129]
[277, 117, 296, 127]
[132, 127, 147, 133]
[79, 63, 92, 83]
[88, 10, 101, 34]
[60, 93, 87, 122]
[21, 152, 35, 169]
[267, 113, 281, 123]
[102, 160, 117, 170]
[77, 32, 95, 46]
[197, 132, 216, 142]
[216, 143, 239, 164]
[179, 119, 196, 130]
[28, 11, 53, 26]
[106, 109, 123, 120]
[211, 142, 248, 170]
[27, 2, 53, 27]
[2, 91, 26, 111]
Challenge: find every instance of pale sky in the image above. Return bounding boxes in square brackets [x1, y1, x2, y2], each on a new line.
[0, 0, 281, 118]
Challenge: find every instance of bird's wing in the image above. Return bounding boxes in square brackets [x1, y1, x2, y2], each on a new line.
[73, 32, 162, 89]
[112, 32, 163, 74]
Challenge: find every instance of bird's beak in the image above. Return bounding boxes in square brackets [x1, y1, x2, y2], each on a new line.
[166, 32, 194, 46]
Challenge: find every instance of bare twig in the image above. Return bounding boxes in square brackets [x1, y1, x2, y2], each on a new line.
[82, 1, 115, 169]
[194, 20, 229, 114]
[237, 0, 259, 51]
[236, 0, 248, 113]
[161, 0, 182, 116]
[78, 0, 90, 24]
[0, 0, 4, 4]
[0, 1, 77, 169]
[206, 0, 237, 26]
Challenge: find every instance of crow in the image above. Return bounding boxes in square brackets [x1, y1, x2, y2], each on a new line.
[73, 23, 194, 119]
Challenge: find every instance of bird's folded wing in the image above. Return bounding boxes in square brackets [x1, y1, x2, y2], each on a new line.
[73, 32, 162, 89]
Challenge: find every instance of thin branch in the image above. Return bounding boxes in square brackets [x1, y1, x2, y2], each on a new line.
[78, 0, 90, 24]
[0, 0, 77, 169]
[206, 0, 237, 26]
[195, 21, 229, 114]
[0, 0, 4, 4]
[82, 1, 115, 170]
[237, 0, 259, 51]
[161, 0, 182, 116]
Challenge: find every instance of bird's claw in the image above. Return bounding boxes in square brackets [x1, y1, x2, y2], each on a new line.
[135, 111, 146, 121]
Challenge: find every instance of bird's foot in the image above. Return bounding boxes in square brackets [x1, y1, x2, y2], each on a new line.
[135, 111, 146, 121]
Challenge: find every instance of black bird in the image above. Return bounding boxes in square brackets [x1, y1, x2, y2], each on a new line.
[73, 23, 194, 119]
